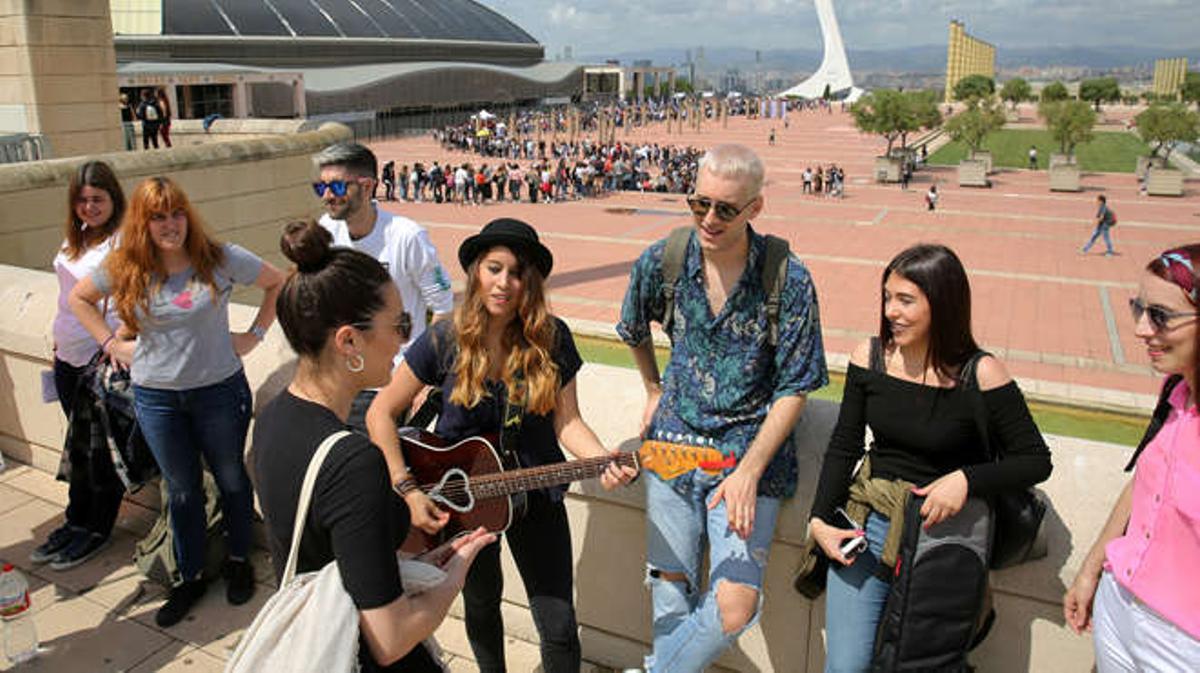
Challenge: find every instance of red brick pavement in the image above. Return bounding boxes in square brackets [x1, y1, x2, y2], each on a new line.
[367, 109, 1200, 407]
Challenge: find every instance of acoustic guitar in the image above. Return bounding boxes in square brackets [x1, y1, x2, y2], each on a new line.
[398, 428, 734, 552]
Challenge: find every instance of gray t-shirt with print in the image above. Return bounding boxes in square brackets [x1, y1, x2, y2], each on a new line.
[93, 243, 262, 390]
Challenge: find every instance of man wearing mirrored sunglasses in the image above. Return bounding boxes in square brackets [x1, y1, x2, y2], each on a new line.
[314, 142, 454, 432]
[617, 144, 828, 672]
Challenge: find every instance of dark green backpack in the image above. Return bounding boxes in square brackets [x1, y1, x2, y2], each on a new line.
[134, 471, 227, 586]
[660, 226, 791, 346]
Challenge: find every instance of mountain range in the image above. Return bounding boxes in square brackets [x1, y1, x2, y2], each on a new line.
[577, 45, 1200, 73]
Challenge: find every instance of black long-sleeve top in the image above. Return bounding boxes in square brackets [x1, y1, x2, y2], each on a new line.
[810, 362, 1053, 524]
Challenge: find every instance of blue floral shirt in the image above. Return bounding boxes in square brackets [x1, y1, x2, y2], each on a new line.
[616, 226, 828, 498]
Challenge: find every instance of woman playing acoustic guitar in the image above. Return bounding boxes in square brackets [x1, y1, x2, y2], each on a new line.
[367, 217, 638, 673]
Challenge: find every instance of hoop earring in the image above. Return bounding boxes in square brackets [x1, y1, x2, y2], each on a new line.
[346, 354, 365, 373]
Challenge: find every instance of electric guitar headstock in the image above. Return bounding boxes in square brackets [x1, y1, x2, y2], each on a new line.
[636, 434, 736, 481]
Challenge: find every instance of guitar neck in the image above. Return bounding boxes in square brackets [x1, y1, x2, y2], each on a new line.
[467, 453, 639, 499]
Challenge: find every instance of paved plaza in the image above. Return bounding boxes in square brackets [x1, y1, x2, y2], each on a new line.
[369, 106, 1199, 410]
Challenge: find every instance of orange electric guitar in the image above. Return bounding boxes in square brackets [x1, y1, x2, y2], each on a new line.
[397, 428, 734, 552]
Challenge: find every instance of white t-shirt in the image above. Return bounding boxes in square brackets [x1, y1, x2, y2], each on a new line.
[53, 237, 119, 367]
[319, 204, 453, 368]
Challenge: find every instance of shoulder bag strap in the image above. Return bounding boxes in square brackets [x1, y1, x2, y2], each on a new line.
[760, 235, 790, 348]
[660, 227, 693, 343]
[959, 351, 995, 461]
[1124, 374, 1183, 472]
[281, 430, 353, 586]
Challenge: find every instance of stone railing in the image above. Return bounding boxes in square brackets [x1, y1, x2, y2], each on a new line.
[0, 122, 350, 273]
[0, 262, 1118, 672]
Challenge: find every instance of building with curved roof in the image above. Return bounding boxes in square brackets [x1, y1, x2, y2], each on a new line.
[111, 0, 581, 121]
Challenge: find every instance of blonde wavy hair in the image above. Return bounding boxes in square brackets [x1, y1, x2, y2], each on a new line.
[450, 249, 559, 415]
[105, 176, 224, 334]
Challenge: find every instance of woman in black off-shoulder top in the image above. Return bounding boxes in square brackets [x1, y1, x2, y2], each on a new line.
[809, 244, 1052, 673]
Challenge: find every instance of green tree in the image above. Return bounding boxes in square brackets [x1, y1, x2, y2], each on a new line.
[1136, 103, 1200, 161]
[944, 97, 1007, 157]
[1041, 81, 1070, 102]
[851, 89, 942, 156]
[1039, 99, 1097, 155]
[953, 74, 995, 102]
[674, 78, 696, 95]
[1078, 77, 1121, 111]
[999, 78, 1032, 109]
[1182, 72, 1200, 110]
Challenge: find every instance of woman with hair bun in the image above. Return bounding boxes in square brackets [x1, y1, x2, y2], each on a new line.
[68, 176, 283, 627]
[366, 217, 638, 673]
[253, 219, 493, 672]
[32, 160, 128, 571]
[1064, 245, 1200, 671]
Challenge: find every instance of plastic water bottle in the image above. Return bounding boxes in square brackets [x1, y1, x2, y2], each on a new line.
[0, 564, 37, 664]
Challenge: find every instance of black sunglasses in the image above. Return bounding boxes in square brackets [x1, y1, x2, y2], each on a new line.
[352, 312, 412, 341]
[1129, 297, 1199, 332]
[312, 180, 351, 198]
[685, 195, 756, 222]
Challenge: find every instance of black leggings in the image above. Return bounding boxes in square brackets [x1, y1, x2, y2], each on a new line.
[55, 358, 125, 537]
[462, 491, 580, 673]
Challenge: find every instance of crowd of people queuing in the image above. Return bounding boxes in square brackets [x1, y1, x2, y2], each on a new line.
[31, 136, 1198, 673]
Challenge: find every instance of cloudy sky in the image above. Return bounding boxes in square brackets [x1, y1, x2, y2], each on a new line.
[480, 0, 1198, 57]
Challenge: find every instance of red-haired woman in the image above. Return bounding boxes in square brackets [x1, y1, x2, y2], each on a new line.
[69, 176, 283, 627]
[1064, 245, 1200, 670]
[32, 161, 127, 571]
[366, 218, 637, 673]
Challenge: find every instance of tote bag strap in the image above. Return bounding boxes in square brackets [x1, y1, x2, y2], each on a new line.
[281, 430, 352, 585]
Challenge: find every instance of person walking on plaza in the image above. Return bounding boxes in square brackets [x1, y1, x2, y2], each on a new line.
[808, 244, 1051, 672]
[155, 88, 173, 148]
[367, 218, 638, 673]
[1063, 245, 1200, 671]
[618, 144, 828, 672]
[32, 161, 128, 571]
[1081, 194, 1117, 256]
[1028, 145, 1038, 170]
[136, 89, 163, 150]
[925, 184, 938, 211]
[315, 142, 454, 431]
[254, 219, 495, 673]
[68, 176, 284, 627]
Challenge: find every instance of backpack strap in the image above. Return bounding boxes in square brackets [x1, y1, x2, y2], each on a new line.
[959, 351, 995, 461]
[760, 234, 790, 348]
[1124, 374, 1183, 472]
[660, 227, 693, 344]
[283, 430, 353, 586]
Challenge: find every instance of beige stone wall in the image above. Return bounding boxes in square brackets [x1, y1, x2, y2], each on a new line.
[0, 260, 1116, 671]
[0, 121, 350, 275]
[0, 0, 123, 157]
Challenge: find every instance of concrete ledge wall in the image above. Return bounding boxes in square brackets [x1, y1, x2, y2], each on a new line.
[0, 121, 350, 272]
[0, 263, 1117, 672]
[127, 118, 325, 147]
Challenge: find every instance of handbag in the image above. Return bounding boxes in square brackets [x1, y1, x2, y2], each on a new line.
[959, 352, 1048, 570]
[225, 431, 449, 673]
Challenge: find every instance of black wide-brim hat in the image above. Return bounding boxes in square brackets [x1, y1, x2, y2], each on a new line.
[458, 218, 553, 277]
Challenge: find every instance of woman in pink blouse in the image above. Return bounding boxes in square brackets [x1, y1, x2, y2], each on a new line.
[1064, 245, 1200, 670]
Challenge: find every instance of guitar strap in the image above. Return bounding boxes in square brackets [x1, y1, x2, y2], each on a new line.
[499, 372, 527, 470]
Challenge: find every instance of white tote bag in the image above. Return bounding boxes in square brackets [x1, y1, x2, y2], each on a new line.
[225, 431, 448, 673]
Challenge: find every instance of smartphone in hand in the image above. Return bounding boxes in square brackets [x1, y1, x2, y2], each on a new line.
[834, 507, 868, 558]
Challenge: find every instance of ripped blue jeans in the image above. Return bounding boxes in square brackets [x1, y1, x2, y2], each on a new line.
[644, 472, 781, 673]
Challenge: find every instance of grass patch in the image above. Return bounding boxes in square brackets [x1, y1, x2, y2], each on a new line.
[575, 334, 1147, 447]
[928, 128, 1150, 173]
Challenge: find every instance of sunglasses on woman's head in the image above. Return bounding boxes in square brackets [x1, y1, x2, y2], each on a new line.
[685, 195, 754, 222]
[1129, 297, 1199, 332]
[312, 180, 351, 198]
[351, 312, 412, 341]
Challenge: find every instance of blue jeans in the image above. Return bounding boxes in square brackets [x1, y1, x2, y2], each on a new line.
[1082, 224, 1114, 254]
[644, 473, 780, 673]
[133, 370, 253, 582]
[824, 511, 892, 673]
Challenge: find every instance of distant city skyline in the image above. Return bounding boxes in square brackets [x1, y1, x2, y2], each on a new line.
[480, 0, 1199, 61]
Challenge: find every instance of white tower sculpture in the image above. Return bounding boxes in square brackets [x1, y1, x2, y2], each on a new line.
[779, 0, 863, 101]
